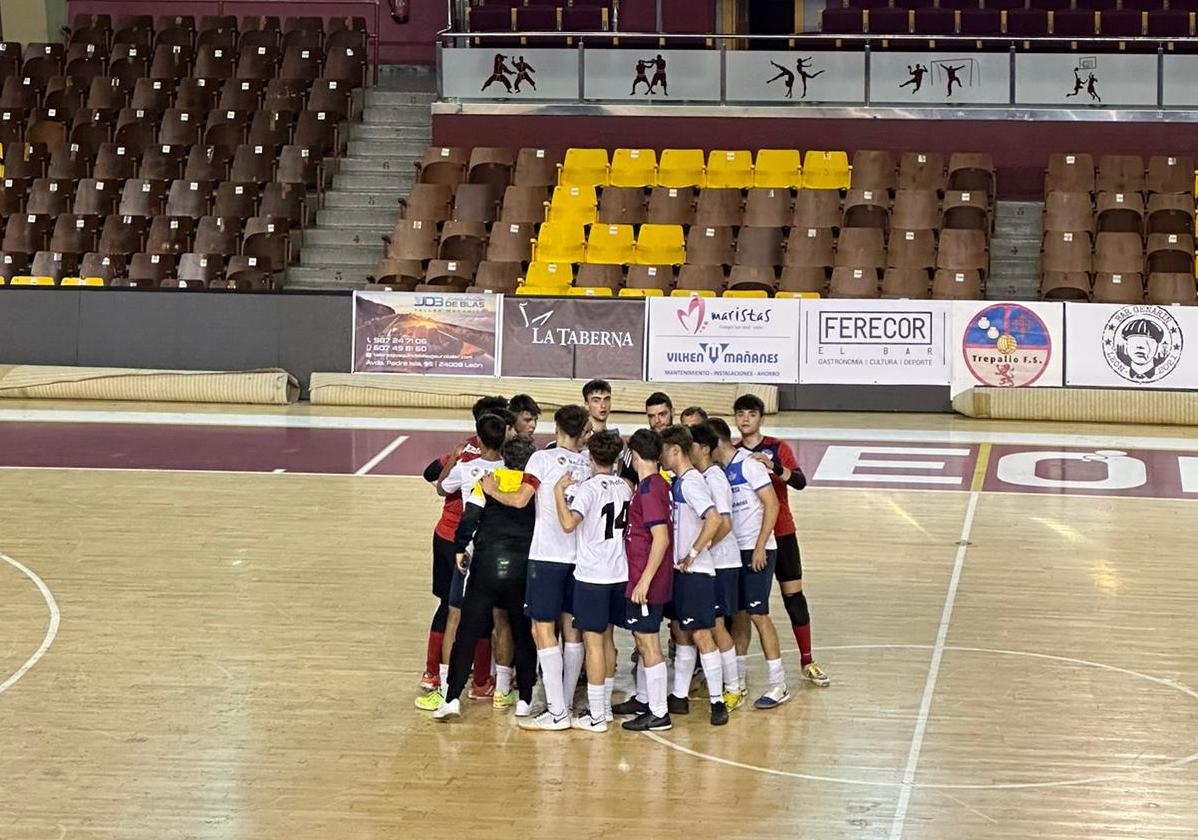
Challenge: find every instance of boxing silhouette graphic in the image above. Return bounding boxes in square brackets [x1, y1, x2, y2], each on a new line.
[630, 54, 669, 96]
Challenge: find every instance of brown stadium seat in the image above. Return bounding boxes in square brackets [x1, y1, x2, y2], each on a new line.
[384, 218, 438, 263]
[184, 145, 232, 184]
[94, 144, 138, 181]
[109, 45, 149, 89]
[576, 263, 625, 291]
[276, 145, 320, 190]
[27, 178, 73, 216]
[242, 217, 289, 272]
[597, 187, 647, 225]
[236, 44, 280, 81]
[263, 78, 305, 113]
[675, 263, 726, 294]
[942, 190, 990, 232]
[175, 79, 218, 114]
[166, 179, 213, 218]
[451, 183, 501, 224]
[887, 229, 937, 269]
[727, 264, 777, 294]
[734, 227, 784, 267]
[370, 257, 421, 289]
[881, 267, 932, 299]
[830, 267, 880, 298]
[468, 147, 516, 191]
[513, 148, 562, 187]
[1042, 231, 1092, 274]
[50, 215, 99, 256]
[792, 190, 841, 230]
[98, 214, 147, 255]
[5, 143, 48, 180]
[279, 46, 323, 83]
[230, 144, 275, 184]
[26, 115, 68, 150]
[159, 108, 202, 148]
[0, 178, 27, 215]
[936, 229, 988, 278]
[891, 189, 940, 231]
[836, 227, 886, 272]
[1146, 273, 1197, 305]
[423, 258, 476, 289]
[219, 78, 263, 113]
[150, 44, 193, 81]
[31, 250, 71, 280]
[898, 152, 946, 194]
[439, 221, 488, 265]
[1146, 232, 1194, 274]
[70, 108, 113, 153]
[402, 183, 453, 223]
[73, 178, 120, 218]
[743, 188, 792, 228]
[784, 227, 836, 269]
[0, 250, 30, 279]
[474, 260, 522, 294]
[47, 144, 91, 181]
[626, 264, 674, 293]
[127, 252, 176, 284]
[1146, 193, 1195, 236]
[114, 109, 157, 155]
[1094, 231, 1144, 275]
[686, 226, 735, 266]
[79, 252, 125, 284]
[308, 78, 354, 122]
[695, 189, 743, 228]
[647, 187, 696, 227]
[248, 110, 294, 151]
[324, 45, 366, 88]
[259, 182, 305, 226]
[140, 144, 187, 186]
[214, 182, 259, 219]
[1146, 156, 1194, 195]
[1094, 191, 1144, 235]
[86, 76, 127, 112]
[131, 78, 174, 114]
[1046, 153, 1096, 194]
[501, 186, 550, 225]
[842, 188, 890, 230]
[193, 215, 240, 258]
[486, 221, 534, 263]
[220, 255, 274, 289]
[947, 153, 995, 197]
[177, 252, 224, 285]
[1040, 270, 1092, 301]
[1096, 155, 1145, 195]
[779, 266, 827, 295]
[282, 28, 323, 53]
[1092, 272, 1144, 303]
[851, 151, 898, 195]
[146, 216, 195, 256]
[932, 269, 983, 299]
[1043, 192, 1094, 234]
[0, 75, 38, 110]
[417, 146, 469, 186]
[294, 110, 340, 156]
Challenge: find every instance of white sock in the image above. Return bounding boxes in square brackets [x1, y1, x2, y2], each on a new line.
[563, 641, 585, 707]
[587, 683, 605, 719]
[700, 650, 725, 703]
[635, 661, 648, 703]
[736, 655, 748, 683]
[720, 648, 738, 688]
[603, 677, 614, 718]
[537, 646, 566, 717]
[672, 644, 698, 698]
[496, 664, 513, 695]
[646, 661, 668, 718]
[766, 658, 786, 688]
[438, 663, 449, 692]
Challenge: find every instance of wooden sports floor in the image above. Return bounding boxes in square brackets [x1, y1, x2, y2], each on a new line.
[2, 403, 1198, 840]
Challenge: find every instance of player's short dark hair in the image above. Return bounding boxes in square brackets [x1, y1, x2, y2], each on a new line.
[554, 404, 589, 439]
[689, 421, 719, 454]
[476, 413, 508, 451]
[707, 417, 733, 442]
[732, 394, 765, 415]
[503, 435, 537, 471]
[680, 406, 708, 421]
[582, 378, 612, 400]
[646, 391, 673, 411]
[587, 430, 624, 468]
[472, 395, 508, 420]
[658, 424, 693, 452]
[628, 429, 661, 462]
[492, 408, 516, 428]
[508, 393, 540, 417]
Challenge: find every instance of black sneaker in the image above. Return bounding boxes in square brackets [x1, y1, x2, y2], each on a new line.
[709, 700, 729, 726]
[611, 697, 650, 717]
[622, 712, 673, 732]
[667, 694, 690, 715]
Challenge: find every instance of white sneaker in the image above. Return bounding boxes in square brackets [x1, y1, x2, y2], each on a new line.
[753, 683, 792, 710]
[571, 712, 609, 733]
[433, 698, 461, 721]
[514, 700, 533, 718]
[518, 709, 571, 731]
[605, 707, 614, 723]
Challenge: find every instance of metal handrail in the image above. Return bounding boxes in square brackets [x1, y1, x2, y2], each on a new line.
[438, 29, 1195, 45]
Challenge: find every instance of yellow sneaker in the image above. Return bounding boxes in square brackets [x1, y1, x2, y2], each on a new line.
[493, 688, 518, 709]
[722, 690, 744, 712]
[802, 662, 830, 687]
[414, 689, 444, 711]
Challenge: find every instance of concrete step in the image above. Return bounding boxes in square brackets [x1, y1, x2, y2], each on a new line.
[322, 190, 408, 209]
[346, 139, 431, 158]
[300, 244, 383, 266]
[314, 207, 400, 230]
[285, 265, 371, 289]
[990, 240, 1042, 260]
[302, 227, 392, 247]
[365, 89, 438, 107]
[337, 156, 422, 174]
[349, 123, 434, 141]
[363, 106, 434, 125]
[333, 173, 417, 191]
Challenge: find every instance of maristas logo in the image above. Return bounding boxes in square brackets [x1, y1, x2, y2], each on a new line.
[674, 297, 773, 336]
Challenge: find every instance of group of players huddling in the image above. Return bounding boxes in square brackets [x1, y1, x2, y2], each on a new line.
[416, 381, 828, 733]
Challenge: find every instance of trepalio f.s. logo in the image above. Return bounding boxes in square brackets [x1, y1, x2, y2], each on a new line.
[1102, 305, 1183, 384]
[962, 303, 1052, 388]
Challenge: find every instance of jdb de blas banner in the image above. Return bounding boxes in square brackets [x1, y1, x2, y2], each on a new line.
[352, 290, 501, 376]
[647, 296, 800, 383]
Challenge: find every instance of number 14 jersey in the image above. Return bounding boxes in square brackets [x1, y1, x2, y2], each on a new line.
[569, 474, 633, 585]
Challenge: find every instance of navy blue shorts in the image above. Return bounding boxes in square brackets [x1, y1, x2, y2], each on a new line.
[524, 559, 576, 622]
[739, 549, 777, 614]
[449, 564, 468, 608]
[623, 599, 665, 634]
[572, 581, 625, 633]
[714, 567, 740, 618]
[671, 570, 716, 631]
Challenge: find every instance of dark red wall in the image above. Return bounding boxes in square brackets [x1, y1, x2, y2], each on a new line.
[432, 112, 1198, 198]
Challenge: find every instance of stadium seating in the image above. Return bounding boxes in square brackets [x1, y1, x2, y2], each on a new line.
[0, 15, 369, 291]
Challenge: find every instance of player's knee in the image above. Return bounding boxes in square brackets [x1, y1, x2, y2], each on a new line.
[431, 602, 449, 632]
[783, 591, 810, 627]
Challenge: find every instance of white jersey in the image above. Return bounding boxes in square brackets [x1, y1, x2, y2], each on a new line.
[726, 449, 778, 551]
[440, 456, 504, 497]
[569, 474, 632, 584]
[670, 468, 716, 575]
[525, 447, 593, 563]
[702, 464, 741, 570]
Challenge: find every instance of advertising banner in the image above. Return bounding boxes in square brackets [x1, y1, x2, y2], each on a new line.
[799, 299, 951, 385]
[500, 297, 646, 380]
[1014, 53, 1157, 108]
[869, 52, 1010, 106]
[352, 290, 501, 375]
[725, 51, 865, 105]
[583, 49, 721, 102]
[646, 296, 800, 383]
[950, 301, 1064, 396]
[441, 48, 579, 101]
[1065, 302, 1198, 389]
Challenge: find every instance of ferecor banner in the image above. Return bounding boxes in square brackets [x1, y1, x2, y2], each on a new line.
[798, 299, 951, 385]
[352, 290, 501, 376]
[646, 296, 800, 383]
[1065, 302, 1198, 389]
[950, 301, 1064, 397]
[500, 297, 646, 380]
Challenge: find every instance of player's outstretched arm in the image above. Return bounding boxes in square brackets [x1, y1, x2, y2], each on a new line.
[422, 458, 443, 484]
[481, 474, 535, 509]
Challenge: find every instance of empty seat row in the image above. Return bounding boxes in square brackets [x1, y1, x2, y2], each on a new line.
[821, 5, 1198, 35]
[1, 251, 276, 290]
[467, 5, 611, 41]
[829, 0, 1196, 11]
[1047, 153, 1196, 195]
[1044, 191, 1195, 235]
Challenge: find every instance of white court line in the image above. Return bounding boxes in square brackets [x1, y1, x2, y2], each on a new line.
[3, 407, 1198, 451]
[0, 553, 61, 697]
[888, 490, 981, 840]
[354, 434, 409, 476]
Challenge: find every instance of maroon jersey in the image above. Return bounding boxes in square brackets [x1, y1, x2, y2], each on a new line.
[433, 436, 480, 542]
[737, 436, 799, 537]
[624, 474, 674, 604]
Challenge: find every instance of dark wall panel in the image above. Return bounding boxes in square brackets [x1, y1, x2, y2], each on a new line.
[0, 289, 82, 366]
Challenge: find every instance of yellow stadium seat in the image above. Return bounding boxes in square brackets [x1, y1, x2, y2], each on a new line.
[754, 150, 803, 188]
[610, 148, 658, 188]
[569, 286, 614, 297]
[657, 149, 706, 188]
[706, 150, 754, 189]
[671, 289, 717, 298]
[531, 222, 586, 263]
[584, 223, 636, 265]
[10, 276, 55, 286]
[522, 260, 575, 289]
[723, 289, 770, 298]
[776, 290, 821, 299]
[60, 276, 105, 287]
[517, 285, 570, 296]
[619, 287, 664, 297]
[635, 224, 686, 265]
[547, 185, 598, 226]
[559, 148, 610, 187]
[802, 150, 851, 190]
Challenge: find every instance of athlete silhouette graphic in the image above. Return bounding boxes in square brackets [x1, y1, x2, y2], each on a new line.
[1066, 67, 1084, 97]
[512, 55, 536, 92]
[796, 57, 825, 99]
[1086, 72, 1101, 102]
[943, 64, 965, 97]
[648, 54, 668, 95]
[630, 58, 652, 95]
[899, 64, 928, 93]
[481, 53, 514, 93]
[766, 60, 796, 98]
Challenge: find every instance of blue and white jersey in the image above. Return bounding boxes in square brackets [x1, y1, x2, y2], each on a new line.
[726, 449, 778, 551]
[671, 468, 716, 575]
[702, 464, 741, 570]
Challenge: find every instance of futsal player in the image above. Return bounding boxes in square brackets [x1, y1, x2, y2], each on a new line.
[733, 395, 829, 687]
[645, 392, 674, 431]
[710, 418, 789, 708]
[582, 379, 618, 436]
[434, 435, 540, 722]
[552, 431, 632, 733]
[509, 394, 541, 436]
[659, 425, 730, 726]
[679, 406, 708, 424]
[483, 405, 592, 732]
[419, 395, 506, 695]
